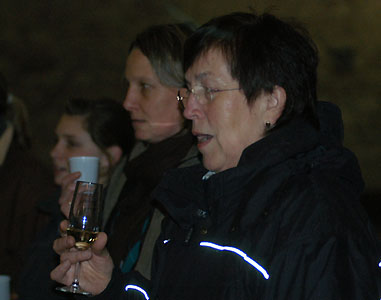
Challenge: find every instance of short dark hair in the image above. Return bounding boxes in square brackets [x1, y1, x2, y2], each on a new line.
[184, 12, 319, 128]
[65, 98, 135, 157]
[129, 23, 196, 88]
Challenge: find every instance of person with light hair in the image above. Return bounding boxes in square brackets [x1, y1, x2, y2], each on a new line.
[0, 72, 55, 296]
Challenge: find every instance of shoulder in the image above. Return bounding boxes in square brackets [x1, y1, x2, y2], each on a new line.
[178, 144, 201, 168]
[243, 143, 366, 239]
[268, 150, 369, 245]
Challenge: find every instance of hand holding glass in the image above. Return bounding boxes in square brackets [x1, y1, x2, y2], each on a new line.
[56, 181, 103, 296]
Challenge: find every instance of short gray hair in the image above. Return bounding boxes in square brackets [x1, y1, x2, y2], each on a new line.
[129, 23, 195, 88]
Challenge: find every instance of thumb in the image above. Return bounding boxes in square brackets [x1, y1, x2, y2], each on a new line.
[91, 232, 108, 256]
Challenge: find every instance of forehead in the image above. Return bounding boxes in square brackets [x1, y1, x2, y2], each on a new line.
[56, 115, 86, 133]
[185, 48, 233, 85]
[125, 48, 157, 81]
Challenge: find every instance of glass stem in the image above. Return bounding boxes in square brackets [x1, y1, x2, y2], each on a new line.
[72, 262, 81, 289]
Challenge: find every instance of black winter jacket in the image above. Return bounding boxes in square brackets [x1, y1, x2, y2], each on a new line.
[96, 102, 381, 299]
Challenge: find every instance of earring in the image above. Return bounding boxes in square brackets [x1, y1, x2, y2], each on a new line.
[265, 121, 271, 129]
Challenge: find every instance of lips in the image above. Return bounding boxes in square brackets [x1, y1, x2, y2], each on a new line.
[131, 119, 145, 127]
[197, 134, 212, 142]
[193, 132, 213, 148]
[53, 165, 67, 173]
[54, 168, 67, 173]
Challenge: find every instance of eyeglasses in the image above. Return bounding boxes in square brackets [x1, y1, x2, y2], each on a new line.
[177, 86, 240, 110]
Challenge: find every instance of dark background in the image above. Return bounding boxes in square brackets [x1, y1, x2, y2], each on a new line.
[1, 0, 380, 195]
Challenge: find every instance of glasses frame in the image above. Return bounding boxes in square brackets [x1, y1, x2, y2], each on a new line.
[177, 87, 241, 110]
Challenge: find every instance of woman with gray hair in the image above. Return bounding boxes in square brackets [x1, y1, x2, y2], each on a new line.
[51, 22, 199, 296]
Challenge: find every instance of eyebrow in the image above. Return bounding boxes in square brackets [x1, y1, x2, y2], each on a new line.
[185, 72, 211, 86]
[195, 72, 210, 81]
[125, 75, 154, 83]
[59, 133, 78, 139]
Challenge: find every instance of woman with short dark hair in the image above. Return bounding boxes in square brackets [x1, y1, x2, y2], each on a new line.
[52, 97, 134, 187]
[51, 12, 380, 299]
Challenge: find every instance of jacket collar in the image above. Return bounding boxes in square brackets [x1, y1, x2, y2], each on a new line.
[154, 102, 351, 227]
[124, 129, 196, 180]
[154, 116, 320, 228]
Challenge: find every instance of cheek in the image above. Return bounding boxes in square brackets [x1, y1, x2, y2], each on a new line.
[210, 101, 241, 138]
[161, 109, 182, 124]
[212, 107, 251, 158]
[54, 170, 69, 185]
[153, 93, 182, 121]
[57, 148, 71, 161]
[140, 99, 164, 123]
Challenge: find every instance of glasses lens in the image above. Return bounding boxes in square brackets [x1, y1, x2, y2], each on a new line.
[204, 88, 214, 102]
[191, 86, 211, 104]
[179, 87, 212, 106]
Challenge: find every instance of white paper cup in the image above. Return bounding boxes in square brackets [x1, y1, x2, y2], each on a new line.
[0, 275, 10, 300]
[69, 156, 99, 183]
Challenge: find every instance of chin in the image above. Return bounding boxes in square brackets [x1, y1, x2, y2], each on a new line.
[203, 155, 236, 173]
[54, 177, 63, 186]
[54, 172, 67, 186]
[134, 131, 152, 143]
[202, 157, 220, 173]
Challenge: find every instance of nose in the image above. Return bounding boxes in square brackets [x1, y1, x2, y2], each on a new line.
[123, 87, 138, 112]
[183, 93, 203, 120]
[50, 141, 62, 159]
[50, 144, 58, 159]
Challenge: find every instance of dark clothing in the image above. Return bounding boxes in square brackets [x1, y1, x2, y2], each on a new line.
[17, 188, 71, 300]
[0, 138, 56, 292]
[17, 186, 110, 300]
[17, 131, 197, 299]
[18, 185, 111, 300]
[106, 131, 198, 271]
[97, 102, 381, 299]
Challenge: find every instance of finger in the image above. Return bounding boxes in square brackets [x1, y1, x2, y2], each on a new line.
[59, 220, 69, 234]
[91, 232, 108, 256]
[50, 260, 71, 283]
[61, 248, 92, 264]
[58, 173, 79, 206]
[60, 199, 71, 218]
[58, 188, 74, 207]
[61, 172, 81, 187]
[53, 235, 75, 255]
[66, 181, 77, 192]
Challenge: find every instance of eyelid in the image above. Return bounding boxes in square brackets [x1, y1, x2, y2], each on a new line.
[123, 78, 130, 88]
[66, 138, 80, 147]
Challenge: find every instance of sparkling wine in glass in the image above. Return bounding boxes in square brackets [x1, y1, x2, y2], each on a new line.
[56, 181, 103, 296]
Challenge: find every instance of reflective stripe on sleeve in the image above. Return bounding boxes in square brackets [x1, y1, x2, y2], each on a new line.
[199, 241, 270, 280]
[125, 284, 149, 299]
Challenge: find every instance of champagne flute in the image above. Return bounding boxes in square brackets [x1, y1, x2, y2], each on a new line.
[56, 181, 103, 296]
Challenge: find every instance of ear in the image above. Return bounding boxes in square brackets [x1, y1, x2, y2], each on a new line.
[104, 145, 123, 168]
[107, 145, 123, 167]
[265, 85, 286, 125]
